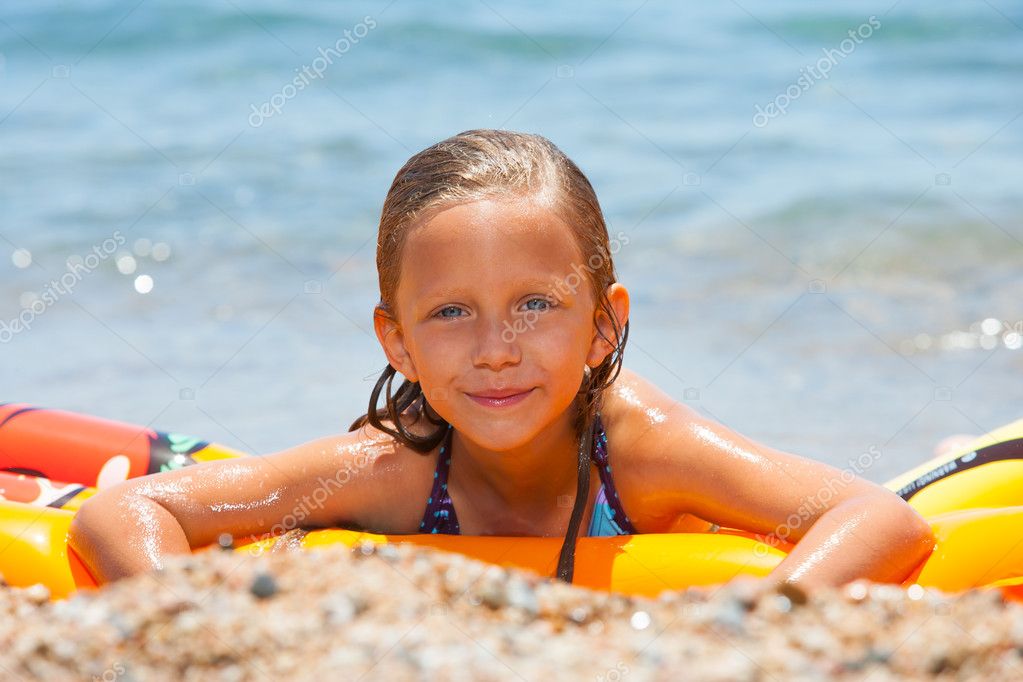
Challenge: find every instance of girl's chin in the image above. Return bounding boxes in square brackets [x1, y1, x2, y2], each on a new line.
[451, 419, 541, 452]
[460, 423, 526, 443]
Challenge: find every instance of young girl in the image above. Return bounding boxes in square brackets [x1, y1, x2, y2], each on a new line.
[69, 129, 935, 592]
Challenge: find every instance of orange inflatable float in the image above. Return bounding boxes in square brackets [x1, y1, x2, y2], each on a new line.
[2, 403, 1023, 601]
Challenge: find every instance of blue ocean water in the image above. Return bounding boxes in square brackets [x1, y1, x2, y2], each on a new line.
[1, 0, 1021, 480]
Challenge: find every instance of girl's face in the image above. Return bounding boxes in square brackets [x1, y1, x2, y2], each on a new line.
[377, 196, 625, 451]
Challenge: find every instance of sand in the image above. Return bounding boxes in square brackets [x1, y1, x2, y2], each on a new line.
[2, 542, 1023, 681]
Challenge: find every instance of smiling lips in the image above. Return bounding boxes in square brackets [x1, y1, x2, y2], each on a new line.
[466, 388, 534, 408]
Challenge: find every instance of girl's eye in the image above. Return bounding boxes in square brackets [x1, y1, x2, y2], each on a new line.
[523, 297, 556, 312]
[434, 299, 556, 319]
[437, 306, 464, 318]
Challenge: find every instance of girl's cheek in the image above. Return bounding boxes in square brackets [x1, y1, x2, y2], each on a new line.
[527, 333, 588, 373]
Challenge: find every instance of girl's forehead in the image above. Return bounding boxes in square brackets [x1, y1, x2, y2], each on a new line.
[400, 199, 585, 294]
[411, 197, 575, 245]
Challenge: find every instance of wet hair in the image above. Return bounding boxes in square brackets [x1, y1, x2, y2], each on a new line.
[349, 129, 628, 582]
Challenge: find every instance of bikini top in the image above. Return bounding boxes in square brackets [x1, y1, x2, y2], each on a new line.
[418, 413, 637, 537]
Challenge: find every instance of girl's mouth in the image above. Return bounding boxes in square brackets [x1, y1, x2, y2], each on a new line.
[466, 388, 534, 409]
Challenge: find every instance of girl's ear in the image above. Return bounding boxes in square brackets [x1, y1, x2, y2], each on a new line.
[586, 283, 629, 368]
[374, 306, 419, 382]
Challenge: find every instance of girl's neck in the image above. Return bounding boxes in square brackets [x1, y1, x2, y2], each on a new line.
[450, 408, 588, 512]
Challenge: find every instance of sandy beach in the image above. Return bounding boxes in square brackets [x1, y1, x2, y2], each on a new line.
[3, 542, 1022, 681]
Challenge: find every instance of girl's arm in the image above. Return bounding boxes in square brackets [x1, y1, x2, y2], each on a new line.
[68, 426, 415, 583]
[613, 371, 936, 592]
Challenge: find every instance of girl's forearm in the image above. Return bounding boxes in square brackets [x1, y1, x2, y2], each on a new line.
[68, 489, 194, 583]
[763, 494, 935, 593]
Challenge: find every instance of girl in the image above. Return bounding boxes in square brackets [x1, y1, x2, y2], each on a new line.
[69, 129, 935, 591]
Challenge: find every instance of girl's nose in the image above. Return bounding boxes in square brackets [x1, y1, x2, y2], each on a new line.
[472, 312, 521, 370]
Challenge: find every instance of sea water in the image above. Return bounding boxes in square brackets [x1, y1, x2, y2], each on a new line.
[1, 1, 1020, 481]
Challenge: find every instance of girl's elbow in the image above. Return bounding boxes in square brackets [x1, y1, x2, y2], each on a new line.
[68, 493, 102, 537]
[885, 494, 936, 558]
[67, 495, 109, 564]
[68, 486, 142, 551]
[906, 504, 936, 551]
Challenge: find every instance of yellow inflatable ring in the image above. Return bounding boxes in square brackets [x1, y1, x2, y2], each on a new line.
[1, 404, 1022, 600]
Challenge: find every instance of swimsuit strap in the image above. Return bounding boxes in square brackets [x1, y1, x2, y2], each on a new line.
[418, 414, 635, 535]
[590, 413, 638, 534]
[419, 424, 460, 534]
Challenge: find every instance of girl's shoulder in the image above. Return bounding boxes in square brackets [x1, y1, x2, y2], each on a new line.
[342, 410, 444, 531]
[599, 367, 707, 529]
[601, 366, 700, 449]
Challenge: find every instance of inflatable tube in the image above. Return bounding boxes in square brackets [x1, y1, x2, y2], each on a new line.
[0, 470, 95, 510]
[234, 505, 1023, 598]
[0, 500, 97, 599]
[886, 417, 1023, 517]
[0, 403, 244, 489]
[7, 500, 1023, 601]
[2, 403, 1023, 600]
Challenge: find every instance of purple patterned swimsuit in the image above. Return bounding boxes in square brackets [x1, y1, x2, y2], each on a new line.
[419, 413, 637, 536]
